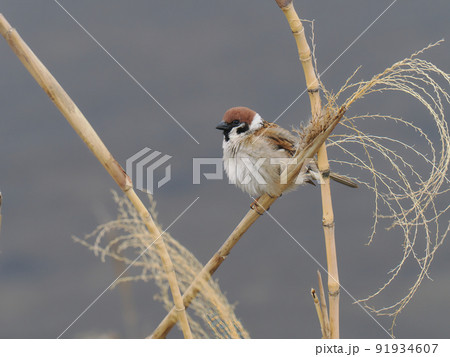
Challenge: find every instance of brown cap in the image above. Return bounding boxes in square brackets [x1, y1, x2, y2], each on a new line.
[222, 107, 257, 126]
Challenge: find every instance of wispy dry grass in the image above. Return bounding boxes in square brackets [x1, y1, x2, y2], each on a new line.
[322, 41, 450, 332]
[148, 38, 449, 338]
[73, 191, 249, 339]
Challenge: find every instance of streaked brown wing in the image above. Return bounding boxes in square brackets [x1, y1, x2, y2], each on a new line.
[254, 124, 297, 156]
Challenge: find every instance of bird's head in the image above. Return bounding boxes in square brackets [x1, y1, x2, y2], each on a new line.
[216, 106, 263, 141]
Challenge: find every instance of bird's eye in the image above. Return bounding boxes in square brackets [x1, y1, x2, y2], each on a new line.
[232, 120, 240, 125]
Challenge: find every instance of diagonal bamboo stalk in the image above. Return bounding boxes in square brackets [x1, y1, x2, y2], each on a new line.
[0, 14, 193, 339]
[148, 106, 347, 338]
[275, 0, 340, 338]
[311, 288, 326, 338]
[317, 270, 330, 338]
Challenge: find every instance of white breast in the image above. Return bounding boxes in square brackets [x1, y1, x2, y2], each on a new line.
[222, 133, 295, 197]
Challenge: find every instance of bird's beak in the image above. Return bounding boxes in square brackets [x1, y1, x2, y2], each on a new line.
[216, 121, 231, 131]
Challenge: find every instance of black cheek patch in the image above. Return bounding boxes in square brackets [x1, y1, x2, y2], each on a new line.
[236, 123, 249, 135]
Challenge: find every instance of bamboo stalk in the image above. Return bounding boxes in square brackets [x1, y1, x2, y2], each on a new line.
[317, 270, 330, 338]
[148, 107, 346, 338]
[317, 146, 340, 338]
[311, 288, 326, 338]
[275, 0, 340, 338]
[0, 14, 193, 338]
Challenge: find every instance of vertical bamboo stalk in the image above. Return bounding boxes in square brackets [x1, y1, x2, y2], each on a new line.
[275, 0, 340, 338]
[0, 14, 192, 338]
[317, 145, 339, 338]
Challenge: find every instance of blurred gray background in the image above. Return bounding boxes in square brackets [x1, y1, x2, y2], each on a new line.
[0, 0, 449, 338]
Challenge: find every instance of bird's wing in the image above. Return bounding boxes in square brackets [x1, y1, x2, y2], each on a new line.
[254, 123, 297, 156]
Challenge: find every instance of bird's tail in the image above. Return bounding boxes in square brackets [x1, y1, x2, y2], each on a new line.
[329, 172, 358, 188]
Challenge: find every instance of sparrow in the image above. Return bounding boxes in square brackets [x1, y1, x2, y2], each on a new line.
[216, 106, 357, 202]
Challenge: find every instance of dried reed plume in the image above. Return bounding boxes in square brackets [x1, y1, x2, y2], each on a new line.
[150, 26, 449, 341]
[73, 191, 249, 339]
[323, 41, 450, 332]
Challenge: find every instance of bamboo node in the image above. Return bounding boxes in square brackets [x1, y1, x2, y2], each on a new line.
[123, 185, 133, 192]
[329, 289, 340, 297]
[291, 25, 304, 35]
[322, 221, 335, 228]
[299, 54, 312, 63]
[321, 169, 331, 178]
[280, 2, 294, 12]
[124, 177, 133, 191]
[175, 307, 186, 312]
[307, 88, 320, 94]
[141, 210, 151, 221]
[251, 204, 265, 216]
